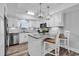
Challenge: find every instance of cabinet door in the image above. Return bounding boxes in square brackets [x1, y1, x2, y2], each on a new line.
[48, 12, 64, 27]
[19, 33, 23, 43]
[13, 34, 19, 44]
[19, 33, 28, 43]
[23, 33, 28, 42]
[28, 36, 43, 56]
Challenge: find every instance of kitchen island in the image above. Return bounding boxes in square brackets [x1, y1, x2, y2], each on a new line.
[28, 33, 55, 56]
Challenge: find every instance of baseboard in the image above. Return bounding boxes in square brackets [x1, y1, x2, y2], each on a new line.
[69, 47, 79, 53]
[19, 42, 28, 45]
[60, 45, 79, 53]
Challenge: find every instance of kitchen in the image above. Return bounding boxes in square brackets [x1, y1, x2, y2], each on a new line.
[0, 3, 79, 56]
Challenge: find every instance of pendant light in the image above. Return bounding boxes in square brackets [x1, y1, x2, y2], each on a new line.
[38, 3, 42, 18]
[46, 6, 50, 20]
[38, 3, 45, 19]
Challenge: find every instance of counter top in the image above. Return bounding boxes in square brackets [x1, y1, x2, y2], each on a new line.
[28, 34, 42, 39]
[8, 27, 19, 33]
[28, 33, 55, 39]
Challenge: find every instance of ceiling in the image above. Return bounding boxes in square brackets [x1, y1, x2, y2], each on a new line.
[17, 3, 78, 14]
[6, 3, 78, 18]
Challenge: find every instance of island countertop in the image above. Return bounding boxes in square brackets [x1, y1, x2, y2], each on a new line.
[28, 33, 55, 39]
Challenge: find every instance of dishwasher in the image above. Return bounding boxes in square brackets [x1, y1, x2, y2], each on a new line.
[8, 33, 19, 46]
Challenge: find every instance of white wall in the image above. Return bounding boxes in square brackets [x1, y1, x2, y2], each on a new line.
[0, 4, 5, 56]
[7, 3, 19, 28]
[63, 4, 79, 52]
[8, 17, 18, 28]
[7, 3, 18, 16]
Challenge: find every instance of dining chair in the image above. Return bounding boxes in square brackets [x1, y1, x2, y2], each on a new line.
[43, 31, 60, 56]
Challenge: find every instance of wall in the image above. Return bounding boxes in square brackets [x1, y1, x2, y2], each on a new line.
[6, 3, 18, 17]
[63, 4, 79, 52]
[7, 3, 19, 28]
[0, 4, 5, 56]
[8, 16, 18, 28]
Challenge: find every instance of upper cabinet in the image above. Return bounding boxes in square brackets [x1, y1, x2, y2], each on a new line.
[30, 20, 40, 28]
[47, 12, 64, 27]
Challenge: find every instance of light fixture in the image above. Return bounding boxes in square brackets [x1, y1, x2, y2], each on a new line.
[38, 3, 45, 19]
[27, 11, 35, 15]
[37, 3, 50, 20]
[26, 11, 35, 15]
[46, 6, 50, 20]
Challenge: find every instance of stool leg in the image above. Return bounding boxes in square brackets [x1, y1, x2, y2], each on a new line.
[43, 42, 46, 56]
[55, 46, 59, 56]
[67, 40, 70, 55]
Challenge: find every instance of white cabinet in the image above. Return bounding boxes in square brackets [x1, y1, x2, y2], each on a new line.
[47, 12, 64, 27]
[19, 33, 28, 44]
[13, 34, 19, 44]
[8, 17, 18, 28]
[28, 35, 43, 56]
[30, 21, 40, 28]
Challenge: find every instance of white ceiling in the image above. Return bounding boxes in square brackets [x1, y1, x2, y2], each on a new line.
[6, 3, 78, 18]
[17, 3, 78, 14]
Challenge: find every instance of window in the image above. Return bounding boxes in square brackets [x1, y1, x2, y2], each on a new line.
[18, 19, 29, 28]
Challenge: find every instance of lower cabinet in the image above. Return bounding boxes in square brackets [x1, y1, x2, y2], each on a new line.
[19, 33, 28, 44]
[28, 35, 43, 56]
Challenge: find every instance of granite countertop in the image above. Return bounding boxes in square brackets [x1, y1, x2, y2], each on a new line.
[28, 33, 55, 39]
[28, 33, 42, 39]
